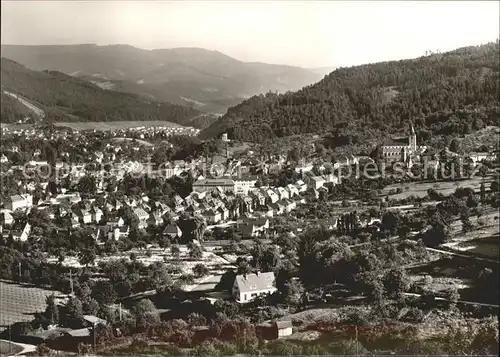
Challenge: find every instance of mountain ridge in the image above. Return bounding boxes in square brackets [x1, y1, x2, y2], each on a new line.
[1, 44, 324, 114]
[0, 57, 217, 127]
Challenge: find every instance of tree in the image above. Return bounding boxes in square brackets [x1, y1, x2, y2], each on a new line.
[132, 299, 160, 329]
[423, 221, 450, 247]
[193, 263, 210, 278]
[36, 344, 51, 356]
[78, 248, 96, 267]
[82, 297, 100, 315]
[382, 268, 410, 300]
[171, 244, 181, 259]
[146, 262, 173, 291]
[480, 182, 486, 204]
[449, 139, 461, 153]
[178, 214, 207, 242]
[461, 215, 474, 233]
[443, 285, 460, 308]
[213, 300, 240, 319]
[381, 211, 402, 234]
[92, 280, 117, 305]
[187, 242, 203, 260]
[45, 294, 59, 325]
[236, 257, 253, 275]
[367, 277, 385, 304]
[77, 175, 97, 195]
[281, 279, 304, 306]
[215, 269, 236, 293]
[62, 296, 84, 327]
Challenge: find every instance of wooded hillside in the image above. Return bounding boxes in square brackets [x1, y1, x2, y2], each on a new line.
[200, 42, 499, 144]
[0, 58, 207, 126]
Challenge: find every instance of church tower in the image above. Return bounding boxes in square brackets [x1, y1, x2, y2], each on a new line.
[409, 122, 417, 152]
[401, 146, 408, 163]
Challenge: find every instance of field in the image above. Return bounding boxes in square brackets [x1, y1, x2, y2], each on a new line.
[381, 177, 488, 200]
[52, 120, 183, 131]
[0, 281, 66, 331]
[0, 339, 24, 355]
[46, 245, 235, 293]
[111, 137, 154, 146]
[443, 209, 500, 259]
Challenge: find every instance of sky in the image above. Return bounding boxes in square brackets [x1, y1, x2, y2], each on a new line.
[1, 1, 499, 68]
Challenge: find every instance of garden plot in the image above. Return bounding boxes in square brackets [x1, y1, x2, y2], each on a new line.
[381, 177, 487, 200]
[409, 274, 469, 293]
[0, 282, 66, 331]
[443, 211, 499, 258]
[46, 246, 235, 292]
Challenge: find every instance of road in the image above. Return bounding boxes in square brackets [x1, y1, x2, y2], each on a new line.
[425, 247, 499, 264]
[403, 292, 499, 308]
[0, 339, 36, 356]
[3, 91, 45, 120]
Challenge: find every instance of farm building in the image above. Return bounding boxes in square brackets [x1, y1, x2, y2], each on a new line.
[275, 320, 293, 338]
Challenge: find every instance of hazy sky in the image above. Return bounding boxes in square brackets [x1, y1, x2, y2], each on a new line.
[1, 1, 499, 68]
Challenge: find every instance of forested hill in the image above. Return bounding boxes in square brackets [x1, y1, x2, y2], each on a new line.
[0, 58, 210, 126]
[199, 42, 499, 143]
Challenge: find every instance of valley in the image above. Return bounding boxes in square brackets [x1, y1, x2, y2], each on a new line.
[0, 10, 499, 355]
[1, 45, 324, 115]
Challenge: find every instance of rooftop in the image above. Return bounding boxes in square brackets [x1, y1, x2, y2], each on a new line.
[193, 179, 235, 186]
[235, 272, 275, 293]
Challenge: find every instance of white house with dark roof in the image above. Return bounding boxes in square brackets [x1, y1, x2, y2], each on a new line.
[12, 222, 31, 241]
[133, 207, 150, 228]
[232, 272, 277, 303]
[90, 207, 103, 223]
[234, 176, 258, 195]
[164, 223, 182, 239]
[308, 176, 326, 190]
[265, 189, 279, 204]
[5, 194, 32, 211]
[203, 209, 221, 224]
[295, 180, 307, 193]
[276, 187, 289, 200]
[1, 211, 14, 226]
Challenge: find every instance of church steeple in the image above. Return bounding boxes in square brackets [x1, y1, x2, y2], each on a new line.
[409, 121, 417, 151]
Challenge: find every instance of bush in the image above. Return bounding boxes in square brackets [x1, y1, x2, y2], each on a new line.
[193, 263, 210, 278]
[36, 343, 51, 356]
[130, 338, 149, 350]
[443, 286, 460, 307]
[403, 307, 425, 322]
[77, 342, 92, 355]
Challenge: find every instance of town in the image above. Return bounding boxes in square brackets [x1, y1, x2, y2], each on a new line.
[1, 1, 499, 355]
[1, 119, 499, 355]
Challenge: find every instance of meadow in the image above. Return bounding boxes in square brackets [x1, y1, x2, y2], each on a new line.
[381, 177, 489, 200]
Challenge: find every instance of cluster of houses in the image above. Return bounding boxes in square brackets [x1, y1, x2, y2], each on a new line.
[0, 159, 341, 243]
[119, 125, 200, 138]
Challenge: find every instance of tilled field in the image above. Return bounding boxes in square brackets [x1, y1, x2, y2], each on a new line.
[0, 281, 65, 331]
